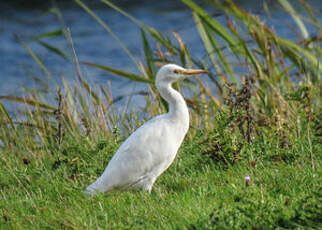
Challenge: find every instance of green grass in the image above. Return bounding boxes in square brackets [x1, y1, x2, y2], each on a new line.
[1, 122, 321, 229]
[0, 0, 321, 229]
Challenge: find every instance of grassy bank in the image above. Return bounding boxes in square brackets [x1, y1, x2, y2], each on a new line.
[0, 124, 321, 229]
[0, 0, 321, 229]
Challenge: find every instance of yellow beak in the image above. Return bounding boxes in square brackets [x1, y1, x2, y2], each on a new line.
[181, 69, 208, 75]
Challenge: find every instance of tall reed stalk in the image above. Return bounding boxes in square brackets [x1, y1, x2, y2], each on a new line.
[0, 0, 320, 155]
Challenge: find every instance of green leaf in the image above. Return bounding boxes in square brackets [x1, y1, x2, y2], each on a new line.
[37, 40, 70, 61]
[15, 35, 52, 79]
[181, 0, 238, 55]
[34, 29, 64, 40]
[107, 91, 149, 107]
[193, 13, 237, 84]
[101, 0, 178, 55]
[83, 62, 154, 84]
[145, 27, 177, 54]
[74, 0, 138, 67]
[101, 0, 177, 54]
[101, 0, 144, 27]
[193, 12, 221, 72]
[0, 96, 56, 110]
[78, 75, 100, 105]
[0, 102, 13, 127]
[277, 37, 322, 73]
[228, 21, 264, 80]
[278, 0, 309, 39]
[141, 29, 156, 78]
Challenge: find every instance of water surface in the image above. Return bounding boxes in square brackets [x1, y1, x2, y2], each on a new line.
[0, 0, 321, 107]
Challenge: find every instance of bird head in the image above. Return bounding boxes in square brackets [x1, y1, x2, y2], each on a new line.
[156, 64, 207, 84]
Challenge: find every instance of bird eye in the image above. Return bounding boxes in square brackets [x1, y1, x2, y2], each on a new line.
[173, 69, 180, 74]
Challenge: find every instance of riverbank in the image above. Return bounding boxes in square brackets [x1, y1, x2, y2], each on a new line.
[1, 124, 321, 228]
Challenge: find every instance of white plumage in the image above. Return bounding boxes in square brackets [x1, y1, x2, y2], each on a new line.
[84, 64, 207, 195]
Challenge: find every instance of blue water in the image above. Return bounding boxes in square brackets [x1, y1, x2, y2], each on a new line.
[0, 0, 321, 108]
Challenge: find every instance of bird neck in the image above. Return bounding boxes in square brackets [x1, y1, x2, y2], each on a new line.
[157, 81, 189, 126]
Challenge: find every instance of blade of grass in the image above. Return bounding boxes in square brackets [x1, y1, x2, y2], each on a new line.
[101, 0, 177, 54]
[74, 0, 138, 67]
[141, 29, 156, 78]
[210, 0, 321, 73]
[193, 12, 237, 84]
[15, 35, 52, 79]
[33, 29, 64, 40]
[0, 96, 56, 110]
[0, 102, 14, 128]
[0, 121, 43, 129]
[172, 31, 190, 67]
[298, 0, 322, 33]
[227, 18, 264, 80]
[37, 40, 70, 61]
[193, 12, 222, 73]
[61, 75, 79, 136]
[181, 0, 239, 56]
[101, 0, 144, 28]
[276, 37, 322, 73]
[78, 75, 100, 106]
[83, 62, 153, 84]
[107, 91, 149, 108]
[278, 0, 309, 39]
[145, 27, 177, 54]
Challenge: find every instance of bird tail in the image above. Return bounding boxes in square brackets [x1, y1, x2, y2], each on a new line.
[84, 177, 110, 195]
[84, 185, 97, 195]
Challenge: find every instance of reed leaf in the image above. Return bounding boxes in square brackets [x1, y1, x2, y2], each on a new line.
[276, 37, 322, 74]
[0, 121, 43, 129]
[208, 0, 321, 74]
[278, 0, 309, 39]
[193, 12, 222, 73]
[172, 32, 191, 67]
[194, 12, 237, 83]
[227, 20, 264, 80]
[101, 0, 177, 54]
[0, 102, 14, 128]
[61, 76, 79, 135]
[298, 0, 321, 33]
[145, 27, 177, 55]
[34, 29, 64, 39]
[0, 96, 56, 110]
[83, 62, 153, 84]
[141, 29, 156, 77]
[101, 0, 144, 28]
[181, 0, 239, 56]
[78, 75, 100, 105]
[37, 40, 70, 61]
[15, 35, 52, 79]
[107, 91, 149, 108]
[74, 0, 138, 67]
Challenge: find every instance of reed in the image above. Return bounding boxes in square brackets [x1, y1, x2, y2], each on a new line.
[1, 0, 319, 149]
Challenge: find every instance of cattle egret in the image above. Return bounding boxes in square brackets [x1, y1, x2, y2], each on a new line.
[84, 64, 207, 195]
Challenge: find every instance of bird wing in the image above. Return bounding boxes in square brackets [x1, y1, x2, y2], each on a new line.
[99, 115, 178, 189]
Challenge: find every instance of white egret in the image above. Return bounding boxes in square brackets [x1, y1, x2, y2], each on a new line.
[84, 64, 207, 195]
